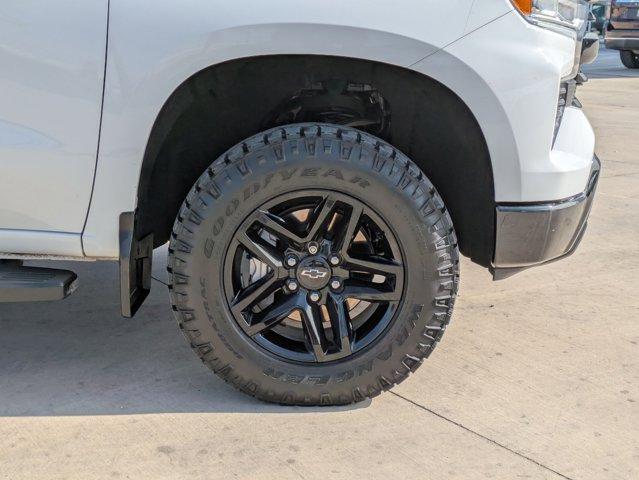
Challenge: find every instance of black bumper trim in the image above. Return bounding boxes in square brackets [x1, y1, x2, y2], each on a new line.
[605, 38, 639, 51]
[492, 156, 601, 280]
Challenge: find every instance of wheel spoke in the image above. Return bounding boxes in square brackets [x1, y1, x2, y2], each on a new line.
[304, 195, 337, 242]
[343, 279, 402, 302]
[254, 195, 336, 246]
[326, 293, 353, 358]
[334, 204, 364, 256]
[300, 302, 330, 362]
[236, 231, 284, 270]
[245, 293, 300, 336]
[230, 274, 280, 315]
[344, 254, 402, 276]
[255, 210, 305, 245]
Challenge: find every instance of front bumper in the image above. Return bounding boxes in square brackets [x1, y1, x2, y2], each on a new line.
[492, 156, 600, 280]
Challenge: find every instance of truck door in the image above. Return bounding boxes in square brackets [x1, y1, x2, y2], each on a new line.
[0, 1, 107, 254]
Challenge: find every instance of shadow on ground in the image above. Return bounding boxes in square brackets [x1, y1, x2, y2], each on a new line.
[0, 252, 369, 417]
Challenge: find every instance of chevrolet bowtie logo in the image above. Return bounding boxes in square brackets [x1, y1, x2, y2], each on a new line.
[300, 268, 328, 280]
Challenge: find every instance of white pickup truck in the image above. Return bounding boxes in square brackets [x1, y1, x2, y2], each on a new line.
[0, 0, 599, 405]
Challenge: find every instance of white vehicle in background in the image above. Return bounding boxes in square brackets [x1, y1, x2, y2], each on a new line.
[0, 0, 599, 405]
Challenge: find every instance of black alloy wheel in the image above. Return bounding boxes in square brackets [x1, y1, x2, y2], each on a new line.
[223, 190, 404, 364]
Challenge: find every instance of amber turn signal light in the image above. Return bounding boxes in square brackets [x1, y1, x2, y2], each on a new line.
[511, 0, 533, 15]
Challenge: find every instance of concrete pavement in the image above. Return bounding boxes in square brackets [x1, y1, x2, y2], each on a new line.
[0, 50, 637, 479]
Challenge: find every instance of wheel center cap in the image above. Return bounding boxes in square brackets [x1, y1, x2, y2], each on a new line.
[296, 257, 331, 290]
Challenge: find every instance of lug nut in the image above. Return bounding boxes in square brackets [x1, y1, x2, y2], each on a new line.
[307, 242, 319, 255]
[285, 255, 298, 268]
[287, 280, 299, 292]
[329, 255, 341, 266]
[308, 291, 321, 303]
[330, 279, 341, 291]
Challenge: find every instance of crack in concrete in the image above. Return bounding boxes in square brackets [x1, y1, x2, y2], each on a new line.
[390, 391, 576, 480]
[601, 171, 639, 179]
[151, 275, 169, 287]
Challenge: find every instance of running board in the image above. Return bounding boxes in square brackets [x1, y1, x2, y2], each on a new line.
[0, 260, 78, 303]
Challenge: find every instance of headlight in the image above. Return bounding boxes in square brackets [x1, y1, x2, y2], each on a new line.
[511, 0, 590, 37]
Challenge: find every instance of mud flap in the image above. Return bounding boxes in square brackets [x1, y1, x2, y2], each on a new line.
[119, 212, 153, 317]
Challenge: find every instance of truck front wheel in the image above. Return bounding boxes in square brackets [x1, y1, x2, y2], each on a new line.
[168, 124, 459, 405]
[620, 50, 639, 69]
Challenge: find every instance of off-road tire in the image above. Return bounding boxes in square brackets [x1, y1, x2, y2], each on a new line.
[620, 50, 639, 69]
[168, 123, 459, 406]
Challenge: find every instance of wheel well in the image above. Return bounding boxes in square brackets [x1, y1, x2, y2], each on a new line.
[136, 55, 495, 268]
